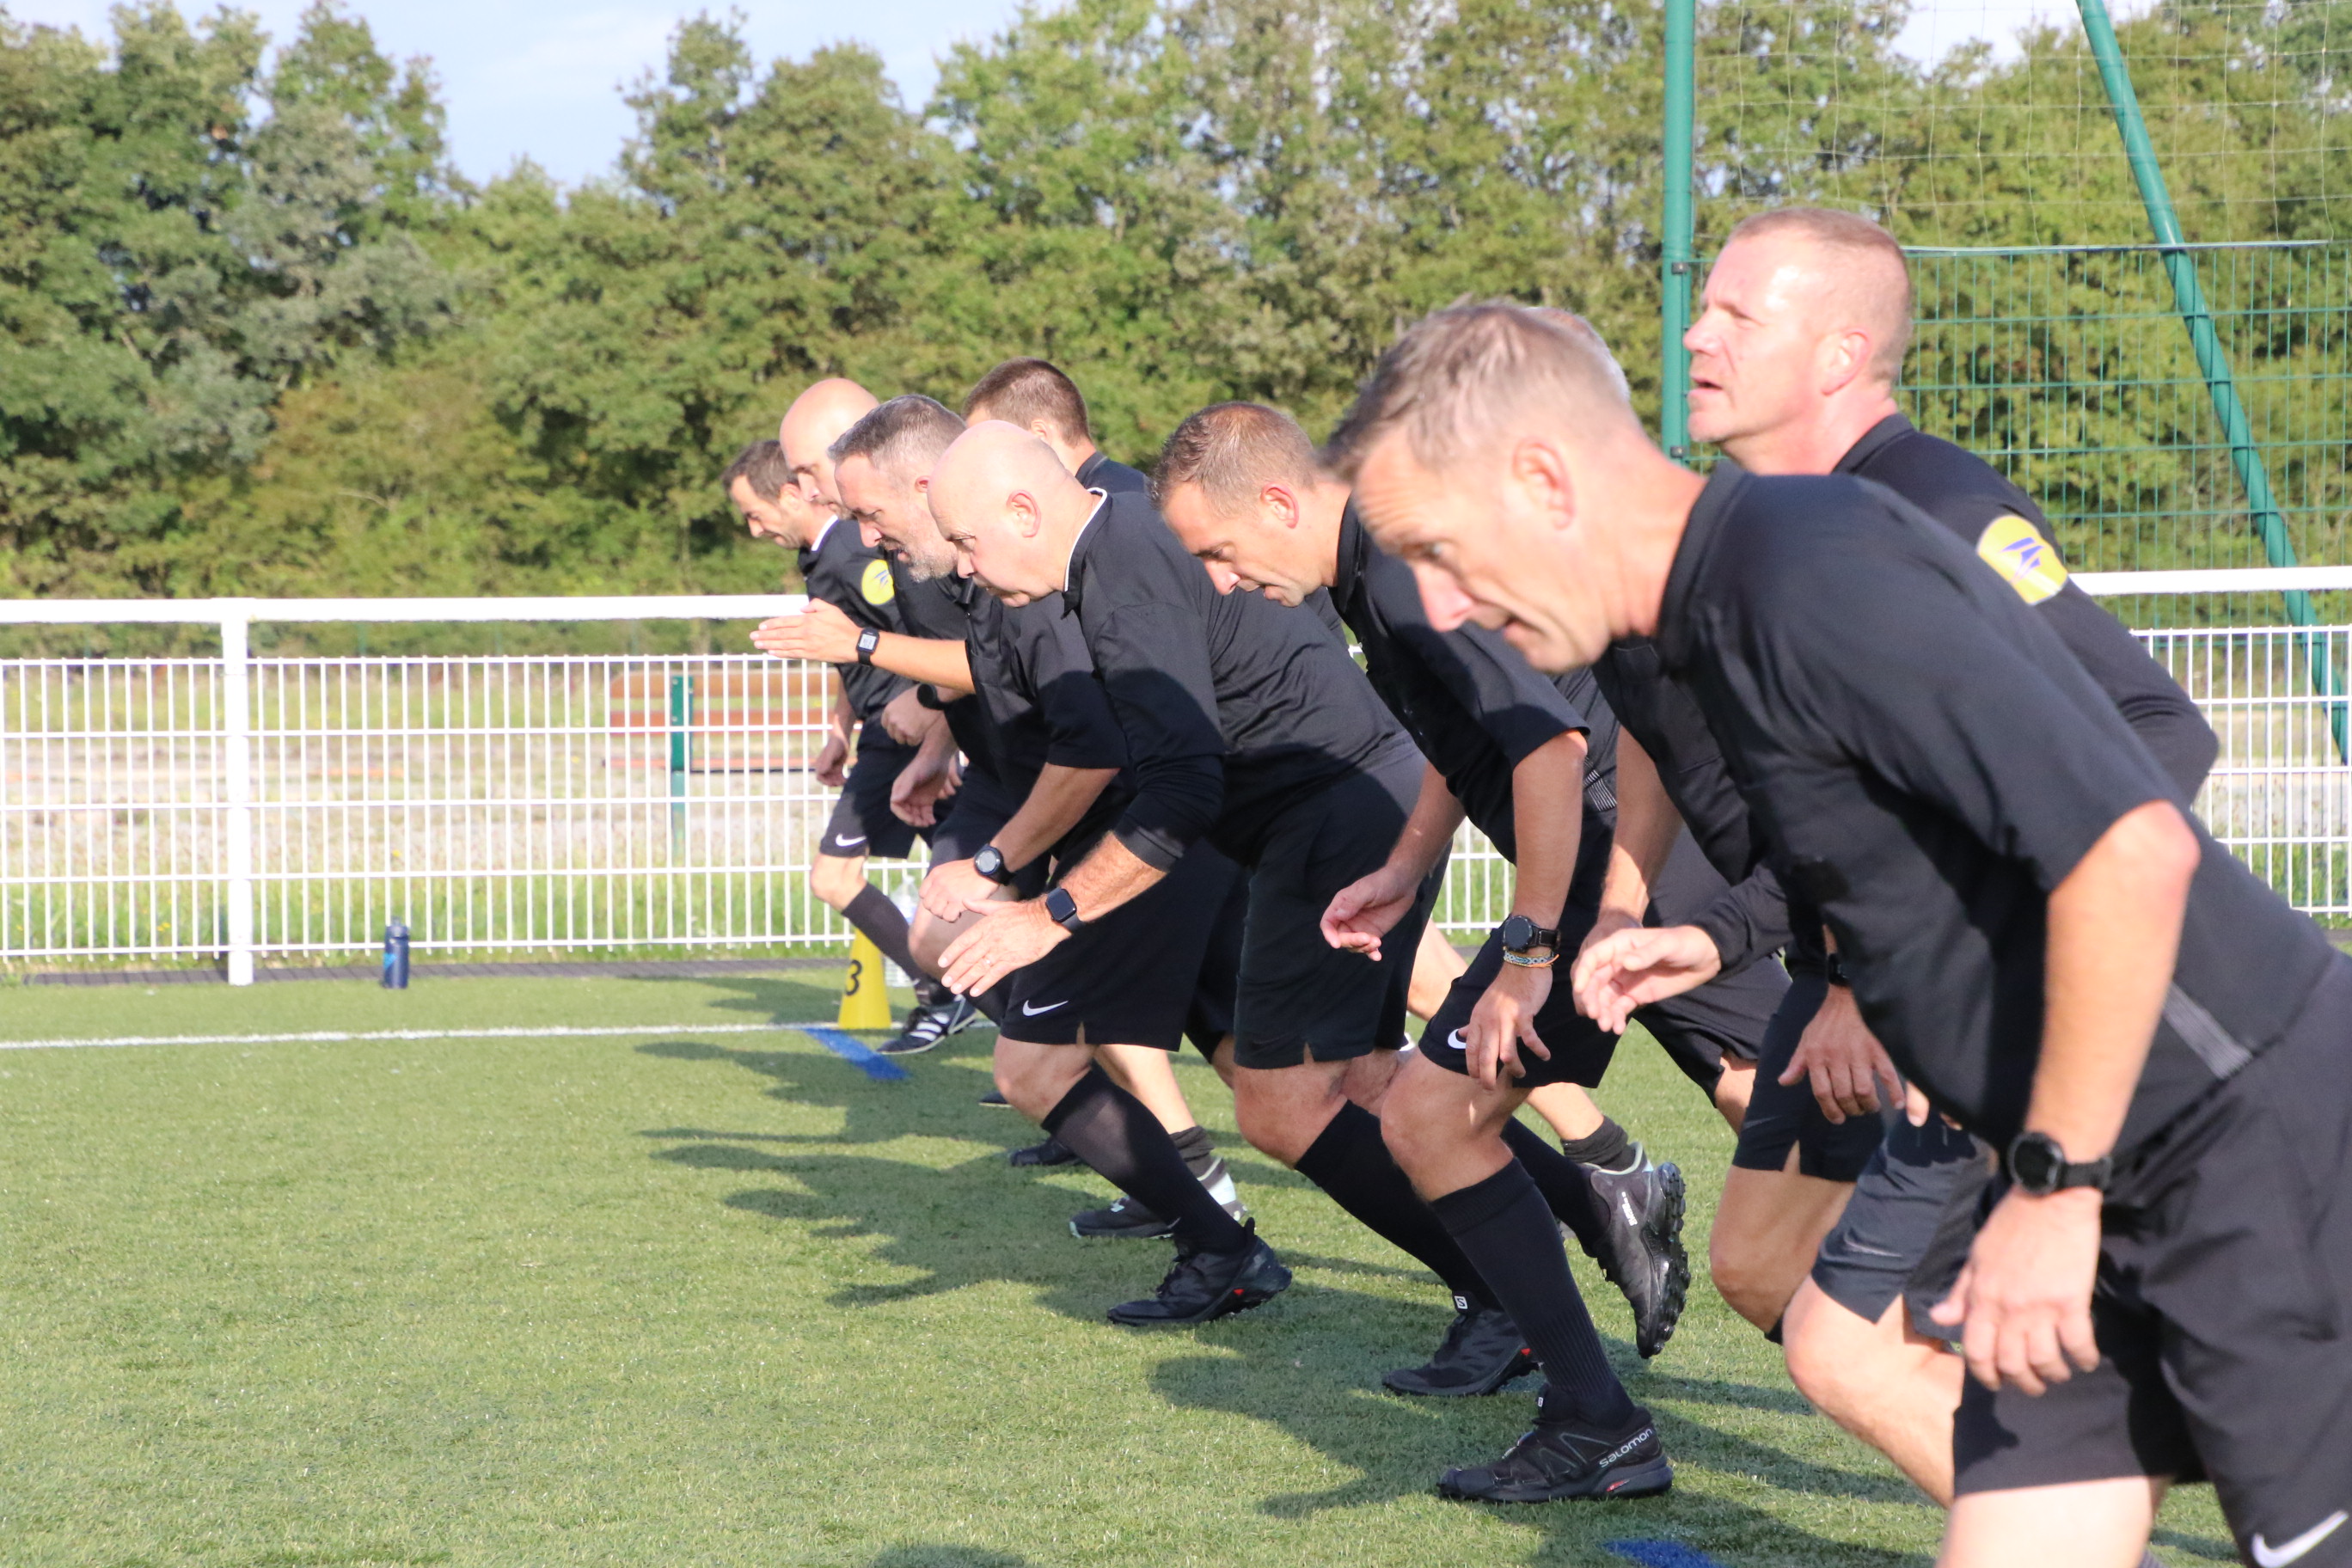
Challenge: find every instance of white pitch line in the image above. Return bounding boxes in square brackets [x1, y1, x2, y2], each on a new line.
[0, 1022, 836, 1052]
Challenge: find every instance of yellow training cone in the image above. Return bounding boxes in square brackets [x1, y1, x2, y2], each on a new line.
[837, 930, 895, 1031]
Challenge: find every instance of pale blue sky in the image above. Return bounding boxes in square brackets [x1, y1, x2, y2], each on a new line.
[6, 0, 2067, 189]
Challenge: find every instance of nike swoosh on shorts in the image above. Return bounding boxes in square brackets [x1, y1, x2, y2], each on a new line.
[832, 835, 867, 848]
[1021, 1000, 1068, 1016]
[2254, 1511, 2348, 1567]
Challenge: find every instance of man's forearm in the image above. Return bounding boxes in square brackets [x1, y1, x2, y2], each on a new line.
[1596, 732, 1680, 922]
[866, 634, 973, 695]
[1056, 832, 1168, 923]
[994, 766, 1118, 871]
[1507, 732, 1585, 927]
[2027, 799, 2200, 1159]
[1387, 763, 1469, 884]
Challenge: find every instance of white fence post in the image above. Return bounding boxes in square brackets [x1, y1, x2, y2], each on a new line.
[221, 607, 255, 986]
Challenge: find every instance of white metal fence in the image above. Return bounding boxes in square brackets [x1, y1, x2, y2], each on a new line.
[3, 573, 2347, 980]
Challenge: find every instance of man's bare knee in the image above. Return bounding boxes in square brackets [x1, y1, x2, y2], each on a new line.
[994, 1038, 1088, 1122]
[908, 909, 959, 977]
[810, 853, 868, 911]
[1232, 1063, 1346, 1167]
[1781, 1281, 1873, 1413]
[1709, 1228, 1798, 1330]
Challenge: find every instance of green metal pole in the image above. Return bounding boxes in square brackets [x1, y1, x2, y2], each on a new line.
[668, 672, 692, 852]
[1661, 0, 1696, 462]
[2077, 0, 2344, 755]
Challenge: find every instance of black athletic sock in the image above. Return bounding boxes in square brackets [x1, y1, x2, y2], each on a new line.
[1431, 1162, 1636, 1430]
[1502, 1118, 1608, 1258]
[1043, 1068, 1248, 1252]
[1558, 1117, 1634, 1172]
[1294, 1102, 1497, 1309]
[843, 886, 925, 994]
[1169, 1124, 1216, 1182]
[914, 976, 953, 1008]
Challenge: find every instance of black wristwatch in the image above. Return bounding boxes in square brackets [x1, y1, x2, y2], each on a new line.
[854, 627, 880, 665]
[972, 845, 1015, 886]
[1822, 950, 1852, 987]
[2006, 1130, 2112, 1197]
[1498, 912, 1562, 969]
[1044, 885, 1086, 933]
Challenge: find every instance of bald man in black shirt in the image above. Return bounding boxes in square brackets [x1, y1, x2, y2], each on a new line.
[1329, 300, 2350, 1568]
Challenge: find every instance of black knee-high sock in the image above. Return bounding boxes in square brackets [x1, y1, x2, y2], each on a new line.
[1294, 1102, 1498, 1309]
[843, 885, 925, 991]
[1044, 1068, 1249, 1252]
[1559, 1117, 1634, 1171]
[1501, 1119, 1608, 1258]
[1430, 1162, 1635, 1430]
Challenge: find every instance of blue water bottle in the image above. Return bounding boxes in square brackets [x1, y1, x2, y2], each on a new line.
[382, 920, 411, 989]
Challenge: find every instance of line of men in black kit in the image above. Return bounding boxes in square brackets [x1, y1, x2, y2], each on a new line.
[722, 208, 2352, 1568]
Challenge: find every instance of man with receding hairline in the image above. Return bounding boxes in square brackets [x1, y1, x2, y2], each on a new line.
[933, 420, 1517, 1342]
[1327, 297, 2352, 1568]
[772, 378, 974, 1055]
[1634, 206, 2218, 1516]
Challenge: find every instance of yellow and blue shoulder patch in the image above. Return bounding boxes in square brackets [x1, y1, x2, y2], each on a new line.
[1975, 514, 2068, 606]
[860, 559, 895, 606]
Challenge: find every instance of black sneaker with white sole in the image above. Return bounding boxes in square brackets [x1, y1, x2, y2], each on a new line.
[878, 995, 982, 1056]
[977, 1088, 1011, 1106]
[1382, 1298, 1539, 1397]
[1582, 1148, 1690, 1359]
[1070, 1155, 1248, 1239]
[1106, 1222, 1291, 1326]
[1436, 1400, 1672, 1504]
[1008, 1136, 1080, 1167]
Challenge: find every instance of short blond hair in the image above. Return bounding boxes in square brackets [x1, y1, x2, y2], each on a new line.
[1723, 207, 1914, 383]
[1322, 301, 1638, 481]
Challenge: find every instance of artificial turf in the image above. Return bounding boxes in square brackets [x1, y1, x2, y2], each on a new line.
[0, 972, 2238, 1567]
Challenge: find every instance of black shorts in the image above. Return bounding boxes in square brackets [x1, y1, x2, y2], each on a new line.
[1810, 1115, 1989, 1337]
[1729, 973, 1886, 1182]
[928, 767, 1034, 885]
[1230, 751, 1430, 1071]
[1421, 920, 1621, 1087]
[818, 736, 930, 861]
[1638, 831, 1782, 1095]
[1954, 959, 2352, 1568]
[1004, 843, 1243, 1053]
[1181, 866, 1246, 1060]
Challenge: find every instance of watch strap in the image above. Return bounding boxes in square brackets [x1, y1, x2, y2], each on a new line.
[854, 627, 880, 665]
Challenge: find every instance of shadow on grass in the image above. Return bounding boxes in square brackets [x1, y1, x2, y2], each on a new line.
[867, 1550, 1030, 1568]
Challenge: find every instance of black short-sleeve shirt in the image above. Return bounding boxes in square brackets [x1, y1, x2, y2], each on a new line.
[1836, 415, 2217, 796]
[1657, 466, 2339, 1155]
[1063, 490, 1413, 867]
[961, 584, 1132, 864]
[797, 518, 911, 723]
[1328, 505, 1593, 872]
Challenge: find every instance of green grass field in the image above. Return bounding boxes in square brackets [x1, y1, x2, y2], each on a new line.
[0, 973, 2239, 1568]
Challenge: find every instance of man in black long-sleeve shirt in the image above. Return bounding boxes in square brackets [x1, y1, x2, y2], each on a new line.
[932, 422, 1513, 1341]
[1330, 299, 2349, 1568]
[1587, 209, 2218, 1510]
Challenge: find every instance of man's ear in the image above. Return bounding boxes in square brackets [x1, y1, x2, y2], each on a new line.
[1509, 436, 1577, 535]
[1010, 491, 1044, 539]
[1263, 482, 1302, 529]
[1819, 327, 1871, 397]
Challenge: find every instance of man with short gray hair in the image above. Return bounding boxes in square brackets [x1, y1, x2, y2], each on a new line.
[1329, 297, 2352, 1568]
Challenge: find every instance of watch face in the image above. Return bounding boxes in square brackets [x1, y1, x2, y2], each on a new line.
[974, 847, 1003, 876]
[1498, 913, 1534, 950]
[2010, 1133, 2060, 1193]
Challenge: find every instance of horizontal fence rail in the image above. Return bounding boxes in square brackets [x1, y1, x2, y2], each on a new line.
[2, 582, 2344, 981]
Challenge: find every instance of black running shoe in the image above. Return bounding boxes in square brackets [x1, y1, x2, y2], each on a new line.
[977, 1088, 1011, 1106]
[1436, 1402, 1672, 1504]
[1106, 1222, 1291, 1326]
[1008, 1136, 1079, 1167]
[1069, 1155, 1247, 1239]
[1583, 1148, 1689, 1359]
[879, 995, 981, 1056]
[1383, 1298, 1539, 1397]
